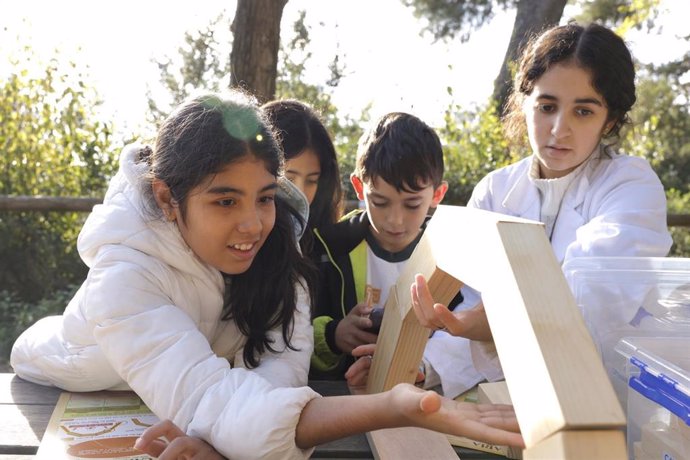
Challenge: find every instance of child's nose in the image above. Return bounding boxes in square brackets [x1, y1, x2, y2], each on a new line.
[237, 206, 262, 234]
[550, 112, 572, 138]
[387, 207, 404, 226]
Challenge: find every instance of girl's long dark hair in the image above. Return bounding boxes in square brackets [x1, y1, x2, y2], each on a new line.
[262, 99, 343, 256]
[144, 92, 316, 367]
[225, 193, 316, 367]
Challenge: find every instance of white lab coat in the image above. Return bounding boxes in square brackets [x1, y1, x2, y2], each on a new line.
[425, 146, 672, 387]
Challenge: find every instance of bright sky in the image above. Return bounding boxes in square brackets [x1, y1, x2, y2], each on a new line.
[2, 0, 688, 137]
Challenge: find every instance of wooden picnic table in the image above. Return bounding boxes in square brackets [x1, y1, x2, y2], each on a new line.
[0, 373, 503, 459]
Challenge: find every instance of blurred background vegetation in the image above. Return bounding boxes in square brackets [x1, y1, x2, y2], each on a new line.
[1, 0, 688, 369]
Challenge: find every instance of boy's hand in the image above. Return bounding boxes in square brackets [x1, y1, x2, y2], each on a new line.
[335, 303, 379, 354]
[411, 274, 493, 341]
[345, 343, 376, 388]
[134, 419, 225, 460]
[345, 344, 425, 388]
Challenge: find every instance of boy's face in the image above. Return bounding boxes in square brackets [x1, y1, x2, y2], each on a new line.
[351, 175, 447, 253]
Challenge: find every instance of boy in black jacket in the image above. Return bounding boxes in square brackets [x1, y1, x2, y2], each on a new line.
[310, 112, 458, 381]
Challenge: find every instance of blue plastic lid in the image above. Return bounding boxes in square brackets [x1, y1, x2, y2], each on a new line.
[629, 356, 690, 426]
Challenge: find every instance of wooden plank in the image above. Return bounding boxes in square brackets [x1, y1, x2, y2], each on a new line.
[0, 374, 61, 405]
[361, 230, 463, 458]
[522, 430, 627, 459]
[366, 428, 457, 459]
[477, 381, 512, 405]
[367, 235, 462, 394]
[425, 205, 625, 447]
[0, 404, 51, 450]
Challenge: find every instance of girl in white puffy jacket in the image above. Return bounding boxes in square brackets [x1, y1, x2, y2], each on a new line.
[12, 92, 522, 459]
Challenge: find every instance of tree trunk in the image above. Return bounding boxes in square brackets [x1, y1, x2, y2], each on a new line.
[492, 0, 567, 115]
[230, 0, 289, 103]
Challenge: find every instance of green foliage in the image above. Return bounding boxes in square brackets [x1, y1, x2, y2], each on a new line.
[0, 285, 80, 369]
[403, 0, 514, 42]
[666, 189, 690, 257]
[274, 10, 367, 202]
[621, 72, 690, 195]
[439, 102, 521, 205]
[0, 51, 117, 301]
[575, 0, 662, 34]
[148, 9, 367, 203]
[147, 12, 232, 126]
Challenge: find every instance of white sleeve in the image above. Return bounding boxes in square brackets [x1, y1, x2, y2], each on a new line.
[86, 261, 319, 460]
[423, 332, 485, 398]
[564, 157, 672, 260]
[424, 285, 502, 390]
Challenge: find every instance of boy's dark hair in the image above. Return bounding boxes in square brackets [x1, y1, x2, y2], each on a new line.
[504, 22, 636, 143]
[143, 92, 316, 368]
[355, 112, 444, 192]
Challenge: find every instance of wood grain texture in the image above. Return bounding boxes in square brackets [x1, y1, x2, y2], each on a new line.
[522, 430, 627, 459]
[477, 381, 512, 405]
[367, 428, 457, 459]
[366, 234, 462, 394]
[425, 205, 625, 447]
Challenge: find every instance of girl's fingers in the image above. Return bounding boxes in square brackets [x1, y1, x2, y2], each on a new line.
[135, 439, 168, 458]
[135, 419, 186, 452]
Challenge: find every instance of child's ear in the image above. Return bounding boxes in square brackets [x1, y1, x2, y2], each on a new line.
[152, 179, 178, 221]
[350, 174, 366, 201]
[430, 181, 448, 208]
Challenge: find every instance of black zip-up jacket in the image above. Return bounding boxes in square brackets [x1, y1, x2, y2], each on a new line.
[309, 210, 462, 379]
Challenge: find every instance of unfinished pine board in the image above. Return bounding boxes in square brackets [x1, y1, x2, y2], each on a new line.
[424, 205, 625, 447]
[522, 430, 627, 459]
[477, 381, 512, 405]
[366, 234, 462, 394]
[361, 231, 461, 459]
[366, 428, 457, 459]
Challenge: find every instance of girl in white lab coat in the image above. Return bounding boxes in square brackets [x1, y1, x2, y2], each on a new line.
[411, 22, 672, 381]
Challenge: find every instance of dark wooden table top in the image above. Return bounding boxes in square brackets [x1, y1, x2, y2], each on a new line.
[0, 373, 503, 459]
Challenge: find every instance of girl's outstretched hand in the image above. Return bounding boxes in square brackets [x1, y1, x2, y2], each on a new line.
[134, 419, 225, 460]
[411, 274, 493, 341]
[390, 383, 524, 448]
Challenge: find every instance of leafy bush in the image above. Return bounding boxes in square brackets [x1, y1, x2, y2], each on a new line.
[667, 189, 690, 257]
[439, 102, 523, 205]
[0, 53, 118, 302]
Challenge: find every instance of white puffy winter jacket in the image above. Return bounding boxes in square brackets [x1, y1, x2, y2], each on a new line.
[11, 144, 319, 459]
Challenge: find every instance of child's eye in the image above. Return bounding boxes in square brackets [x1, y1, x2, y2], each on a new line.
[306, 179, 319, 186]
[218, 198, 235, 207]
[371, 201, 388, 208]
[538, 103, 555, 113]
[259, 195, 275, 205]
[575, 108, 594, 116]
[405, 204, 422, 210]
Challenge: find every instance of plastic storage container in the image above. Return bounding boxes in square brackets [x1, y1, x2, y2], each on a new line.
[563, 257, 690, 406]
[615, 337, 690, 460]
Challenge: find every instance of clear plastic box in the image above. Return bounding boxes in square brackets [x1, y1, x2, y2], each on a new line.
[615, 337, 690, 460]
[563, 257, 690, 407]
